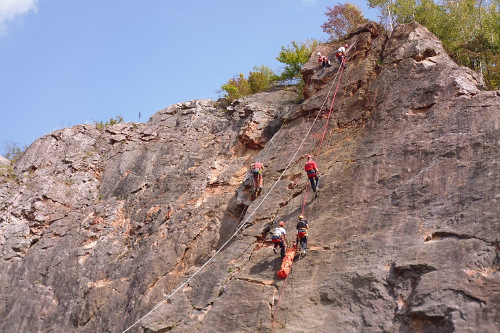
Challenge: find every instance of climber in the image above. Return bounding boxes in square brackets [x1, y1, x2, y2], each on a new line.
[304, 154, 320, 195]
[334, 43, 349, 68]
[296, 215, 309, 254]
[317, 52, 331, 69]
[250, 160, 264, 195]
[271, 221, 288, 259]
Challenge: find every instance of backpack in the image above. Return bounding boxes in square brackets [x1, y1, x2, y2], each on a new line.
[297, 220, 308, 229]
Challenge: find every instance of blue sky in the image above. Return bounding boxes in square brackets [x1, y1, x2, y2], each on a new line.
[0, 0, 378, 150]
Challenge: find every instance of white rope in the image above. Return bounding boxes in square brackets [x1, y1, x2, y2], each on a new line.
[121, 63, 344, 333]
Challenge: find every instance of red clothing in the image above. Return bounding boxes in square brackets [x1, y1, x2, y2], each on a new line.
[252, 162, 263, 170]
[304, 160, 318, 172]
[251, 162, 264, 188]
[305, 160, 318, 178]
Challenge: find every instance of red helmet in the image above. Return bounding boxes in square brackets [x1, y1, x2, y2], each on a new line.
[306, 155, 312, 159]
[279, 221, 285, 226]
[344, 43, 349, 48]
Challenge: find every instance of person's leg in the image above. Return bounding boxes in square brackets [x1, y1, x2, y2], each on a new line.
[309, 177, 316, 192]
[279, 241, 285, 258]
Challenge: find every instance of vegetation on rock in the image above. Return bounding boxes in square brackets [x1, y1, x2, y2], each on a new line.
[321, 3, 369, 40]
[368, 0, 500, 89]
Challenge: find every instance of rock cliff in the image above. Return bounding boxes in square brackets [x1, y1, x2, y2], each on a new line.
[0, 22, 498, 333]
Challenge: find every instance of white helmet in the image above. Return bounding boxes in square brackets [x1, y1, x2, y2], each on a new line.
[317, 52, 321, 56]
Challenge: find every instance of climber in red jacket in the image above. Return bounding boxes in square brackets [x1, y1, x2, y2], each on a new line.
[304, 155, 320, 194]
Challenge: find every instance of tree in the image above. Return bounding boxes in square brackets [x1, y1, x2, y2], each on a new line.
[248, 65, 277, 94]
[220, 73, 251, 102]
[321, 3, 369, 40]
[276, 40, 318, 82]
[368, 0, 500, 90]
[220, 66, 278, 102]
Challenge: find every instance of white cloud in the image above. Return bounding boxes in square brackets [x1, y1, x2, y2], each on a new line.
[0, 0, 39, 34]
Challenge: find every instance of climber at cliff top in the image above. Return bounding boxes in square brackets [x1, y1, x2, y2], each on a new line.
[296, 215, 309, 254]
[250, 160, 264, 195]
[304, 155, 320, 195]
[335, 43, 349, 68]
[317, 52, 331, 69]
[271, 221, 288, 259]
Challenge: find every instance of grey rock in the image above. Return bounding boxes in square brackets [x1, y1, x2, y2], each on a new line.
[0, 22, 498, 333]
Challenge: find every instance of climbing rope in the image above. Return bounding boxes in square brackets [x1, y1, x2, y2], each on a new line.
[270, 267, 292, 333]
[274, 52, 351, 331]
[121, 78, 339, 332]
[316, 65, 345, 156]
[300, 61, 346, 216]
[122, 47, 351, 333]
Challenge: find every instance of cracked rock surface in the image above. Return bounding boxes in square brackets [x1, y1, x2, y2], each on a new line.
[0, 22, 498, 332]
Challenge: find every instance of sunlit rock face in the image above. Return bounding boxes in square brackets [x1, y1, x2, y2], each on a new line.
[0, 22, 498, 333]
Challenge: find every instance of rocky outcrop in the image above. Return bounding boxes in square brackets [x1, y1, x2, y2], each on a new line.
[0, 22, 498, 333]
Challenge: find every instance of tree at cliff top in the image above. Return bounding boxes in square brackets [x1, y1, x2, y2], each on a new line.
[321, 3, 369, 40]
[220, 40, 316, 102]
[276, 40, 318, 82]
[220, 65, 276, 102]
[368, 0, 500, 89]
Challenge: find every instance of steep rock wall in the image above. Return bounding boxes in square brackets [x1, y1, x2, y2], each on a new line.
[0, 22, 498, 333]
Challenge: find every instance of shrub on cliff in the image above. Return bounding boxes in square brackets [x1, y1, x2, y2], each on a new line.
[93, 115, 124, 130]
[220, 66, 277, 102]
[1, 140, 26, 163]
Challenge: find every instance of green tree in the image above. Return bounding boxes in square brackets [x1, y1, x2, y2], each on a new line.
[276, 40, 318, 82]
[220, 73, 251, 102]
[321, 3, 369, 40]
[368, 0, 500, 90]
[248, 65, 277, 94]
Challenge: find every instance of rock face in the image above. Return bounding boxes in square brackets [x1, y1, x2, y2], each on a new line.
[0, 22, 498, 333]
